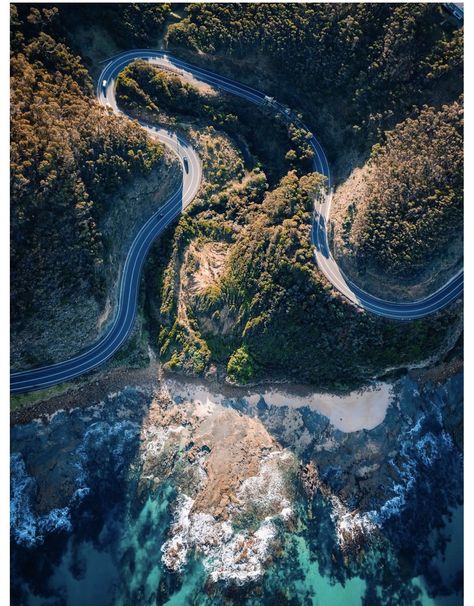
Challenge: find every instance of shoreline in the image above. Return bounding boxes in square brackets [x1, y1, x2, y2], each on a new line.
[163, 374, 393, 433]
[10, 363, 161, 427]
[11, 360, 393, 434]
[10, 350, 463, 429]
[10, 359, 381, 427]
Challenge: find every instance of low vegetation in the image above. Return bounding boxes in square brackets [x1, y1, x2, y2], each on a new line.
[11, 3, 463, 389]
[117, 61, 211, 117]
[116, 60, 310, 184]
[10, 6, 173, 368]
[145, 151, 460, 385]
[332, 101, 463, 291]
[162, 1, 463, 306]
[202, 172, 460, 385]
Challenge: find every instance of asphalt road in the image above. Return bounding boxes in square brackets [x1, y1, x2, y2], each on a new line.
[10, 50, 463, 393]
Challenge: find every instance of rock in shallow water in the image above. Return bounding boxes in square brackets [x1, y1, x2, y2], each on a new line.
[10, 372, 463, 604]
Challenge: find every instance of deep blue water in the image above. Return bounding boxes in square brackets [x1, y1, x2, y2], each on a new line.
[10, 376, 463, 605]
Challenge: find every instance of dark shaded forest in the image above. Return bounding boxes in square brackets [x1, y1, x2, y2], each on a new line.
[10, 5, 164, 325]
[11, 3, 463, 386]
[167, 3, 462, 153]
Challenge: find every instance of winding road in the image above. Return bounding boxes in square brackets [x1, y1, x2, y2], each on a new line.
[10, 50, 463, 394]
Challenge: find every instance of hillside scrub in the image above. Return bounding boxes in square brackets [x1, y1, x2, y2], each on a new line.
[116, 60, 310, 184]
[10, 6, 176, 368]
[227, 347, 255, 383]
[11, 4, 463, 387]
[331, 101, 463, 298]
[143, 129, 251, 376]
[147, 165, 461, 386]
[167, 3, 462, 152]
[160, 3, 463, 313]
[204, 172, 460, 385]
[128, 11, 460, 387]
[117, 61, 211, 117]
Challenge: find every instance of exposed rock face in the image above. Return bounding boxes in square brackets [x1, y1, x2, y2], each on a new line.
[300, 461, 377, 556]
[157, 371, 462, 561]
[160, 494, 280, 584]
[300, 461, 318, 497]
[10, 370, 463, 596]
[257, 373, 463, 558]
[139, 392, 297, 583]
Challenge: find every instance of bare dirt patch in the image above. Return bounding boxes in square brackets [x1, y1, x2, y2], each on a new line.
[180, 239, 236, 336]
[186, 241, 229, 297]
[97, 297, 112, 332]
[192, 127, 245, 189]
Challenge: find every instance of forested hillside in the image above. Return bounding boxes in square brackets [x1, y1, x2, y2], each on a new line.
[116, 60, 311, 183]
[121, 62, 462, 386]
[164, 2, 463, 303]
[14, 3, 171, 50]
[10, 5, 171, 368]
[11, 3, 463, 387]
[219, 172, 459, 384]
[331, 101, 463, 296]
[117, 61, 205, 116]
[148, 163, 460, 386]
[167, 3, 462, 153]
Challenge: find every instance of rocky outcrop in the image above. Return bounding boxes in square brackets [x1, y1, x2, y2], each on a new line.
[139, 392, 297, 583]
[10, 369, 463, 599]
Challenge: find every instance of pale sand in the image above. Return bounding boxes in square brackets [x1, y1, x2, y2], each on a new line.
[163, 378, 394, 434]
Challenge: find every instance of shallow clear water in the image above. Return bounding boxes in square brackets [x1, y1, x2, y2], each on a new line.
[11, 378, 463, 605]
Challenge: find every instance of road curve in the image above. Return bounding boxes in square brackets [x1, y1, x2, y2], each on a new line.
[10, 50, 463, 393]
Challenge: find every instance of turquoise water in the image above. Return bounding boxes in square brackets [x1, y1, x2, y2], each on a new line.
[10, 379, 463, 605]
[414, 505, 464, 606]
[286, 535, 367, 605]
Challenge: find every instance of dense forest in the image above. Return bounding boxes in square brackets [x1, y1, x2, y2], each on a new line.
[13, 3, 171, 50]
[333, 101, 463, 281]
[148, 164, 460, 385]
[10, 5, 166, 364]
[167, 3, 462, 154]
[116, 60, 316, 181]
[136, 3, 463, 384]
[117, 61, 206, 116]
[11, 3, 463, 386]
[163, 2, 463, 300]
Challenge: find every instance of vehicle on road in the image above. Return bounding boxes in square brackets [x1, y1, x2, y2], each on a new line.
[10, 49, 463, 394]
[444, 3, 464, 21]
[102, 79, 107, 91]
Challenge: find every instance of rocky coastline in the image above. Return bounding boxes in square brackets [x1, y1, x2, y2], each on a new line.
[11, 354, 463, 603]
